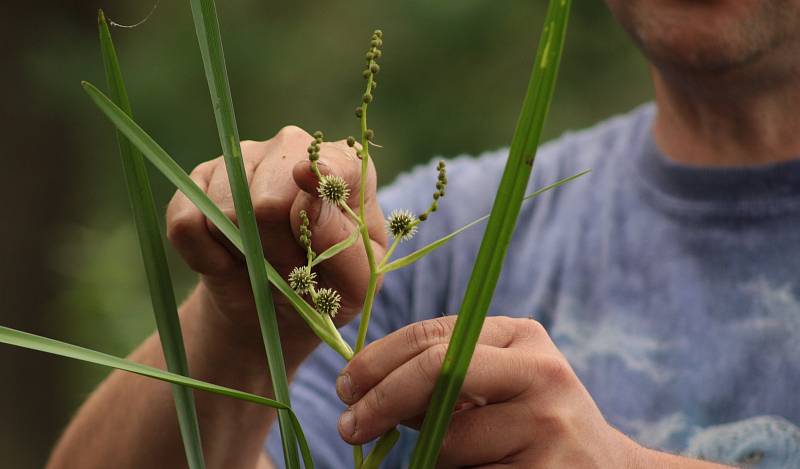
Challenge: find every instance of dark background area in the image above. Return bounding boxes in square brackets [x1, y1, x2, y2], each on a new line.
[0, 1, 650, 466]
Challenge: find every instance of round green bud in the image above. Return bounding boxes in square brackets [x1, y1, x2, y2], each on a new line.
[363, 69, 371, 79]
[366, 51, 374, 60]
[355, 107, 363, 118]
[418, 213, 428, 221]
[347, 136, 356, 147]
[365, 129, 374, 140]
[370, 63, 380, 74]
[374, 29, 383, 38]
[362, 93, 373, 104]
[313, 130, 323, 140]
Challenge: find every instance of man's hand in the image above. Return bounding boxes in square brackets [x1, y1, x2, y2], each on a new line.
[166, 126, 387, 336]
[335, 316, 634, 467]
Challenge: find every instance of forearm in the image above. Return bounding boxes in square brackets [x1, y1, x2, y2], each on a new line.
[48, 284, 320, 469]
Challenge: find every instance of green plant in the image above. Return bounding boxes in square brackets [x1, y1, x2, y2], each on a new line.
[0, 0, 575, 467]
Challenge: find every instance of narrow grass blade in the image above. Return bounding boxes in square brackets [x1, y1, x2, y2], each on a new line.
[379, 170, 589, 274]
[81, 82, 352, 360]
[311, 229, 361, 268]
[0, 325, 315, 469]
[361, 428, 401, 469]
[410, 1, 572, 466]
[97, 11, 205, 468]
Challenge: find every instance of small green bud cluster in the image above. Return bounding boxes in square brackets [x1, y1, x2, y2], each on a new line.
[289, 265, 317, 294]
[318, 174, 350, 206]
[355, 30, 383, 145]
[387, 209, 418, 242]
[315, 287, 342, 318]
[418, 160, 448, 221]
[307, 131, 324, 177]
[299, 209, 315, 263]
[299, 210, 312, 249]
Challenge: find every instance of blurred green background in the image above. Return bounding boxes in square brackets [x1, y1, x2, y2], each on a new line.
[0, 1, 650, 467]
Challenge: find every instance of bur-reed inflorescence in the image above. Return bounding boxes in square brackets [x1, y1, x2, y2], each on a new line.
[288, 266, 316, 295]
[315, 288, 342, 318]
[387, 209, 418, 242]
[318, 175, 350, 206]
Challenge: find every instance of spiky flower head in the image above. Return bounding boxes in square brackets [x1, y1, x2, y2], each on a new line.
[289, 265, 317, 294]
[387, 209, 418, 241]
[318, 174, 350, 205]
[315, 288, 342, 318]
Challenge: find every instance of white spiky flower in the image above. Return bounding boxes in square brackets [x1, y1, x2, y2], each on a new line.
[288, 266, 316, 294]
[315, 288, 342, 318]
[386, 209, 418, 241]
[318, 175, 350, 205]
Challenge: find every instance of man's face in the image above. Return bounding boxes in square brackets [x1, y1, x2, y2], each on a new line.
[605, 0, 799, 74]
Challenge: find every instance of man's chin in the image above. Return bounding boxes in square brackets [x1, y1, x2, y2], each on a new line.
[608, 0, 782, 74]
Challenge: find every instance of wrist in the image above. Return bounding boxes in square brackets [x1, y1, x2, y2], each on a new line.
[188, 283, 322, 373]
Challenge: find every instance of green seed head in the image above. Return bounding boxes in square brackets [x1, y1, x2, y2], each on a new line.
[387, 209, 418, 242]
[315, 288, 342, 318]
[289, 266, 317, 294]
[318, 174, 350, 205]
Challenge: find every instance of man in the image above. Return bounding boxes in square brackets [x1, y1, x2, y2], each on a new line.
[49, 0, 800, 467]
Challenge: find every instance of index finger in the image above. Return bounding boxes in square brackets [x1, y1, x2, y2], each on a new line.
[338, 316, 537, 404]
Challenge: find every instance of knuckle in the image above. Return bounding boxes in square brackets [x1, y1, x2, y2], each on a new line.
[252, 192, 290, 222]
[360, 386, 387, 419]
[190, 159, 217, 177]
[405, 318, 451, 351]
[533, 355, 573, 387]
[417, 343, 448, 382]
[515, 317, 547, 341]
[166, 211, 198, 245]
[275, 124, 308, 140]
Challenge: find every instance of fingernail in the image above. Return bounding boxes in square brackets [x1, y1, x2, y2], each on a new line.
[339, 409, 356, 437]
[336, 372, 354, 402]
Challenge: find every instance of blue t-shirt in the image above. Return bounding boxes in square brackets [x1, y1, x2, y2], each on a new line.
[267, 104, 800, 468]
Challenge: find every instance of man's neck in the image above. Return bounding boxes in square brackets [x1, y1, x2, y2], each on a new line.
[652, 66, 800, 167]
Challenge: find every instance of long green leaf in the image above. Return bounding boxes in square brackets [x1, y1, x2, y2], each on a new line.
[379, 170, 589, 274]
[81, 82, 352, 360]
[97, 11, 206, 469]
[185, 0, 299, 466]
[0, 325, 314, 468]
[410, 1, 572, 466]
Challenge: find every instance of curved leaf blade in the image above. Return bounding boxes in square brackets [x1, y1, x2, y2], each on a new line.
[81, 82, 353, 361]
[97, 10, 206, 468]
[410, 1, 572, 465]
[311, 229, 361, 268]
[380, 170, 589, 274]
